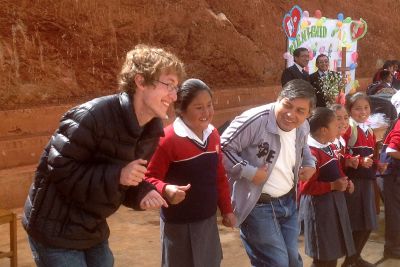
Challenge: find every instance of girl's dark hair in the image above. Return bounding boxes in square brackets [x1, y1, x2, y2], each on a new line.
[309, 107, 336, 134]
[379, 69, 392, 81]
[330, 103, 345, 112]
[345, 92, 370, 113]
[174, 78, 212, 117]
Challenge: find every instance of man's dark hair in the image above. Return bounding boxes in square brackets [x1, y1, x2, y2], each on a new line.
[293, 47, 308, 58]
[278, 79, 316, 110]
[309, 107, 336, 134]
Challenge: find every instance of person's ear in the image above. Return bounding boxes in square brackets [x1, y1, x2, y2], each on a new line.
[134, 74, 145, 91]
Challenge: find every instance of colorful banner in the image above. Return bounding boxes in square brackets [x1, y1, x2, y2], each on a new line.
[283, 8, 367, 94]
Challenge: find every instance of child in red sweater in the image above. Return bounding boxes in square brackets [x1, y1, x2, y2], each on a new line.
[341, 92, 387, 267]
[145, 78, 235, 267]
[299, 107, 355, 267]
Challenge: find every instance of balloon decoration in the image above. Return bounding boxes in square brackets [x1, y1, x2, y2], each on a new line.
[337, 13, 344, 21]
[351, 52, 359, 62]
[349, 63, 358, 70]
[303, 10, 309, 18]
[282, 5, 303, 40]
[350, 18, 368, 41]
[283, 52, 292, 60]
[343, 17, 352, 23]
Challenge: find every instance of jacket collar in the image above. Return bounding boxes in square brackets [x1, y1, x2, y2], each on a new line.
[118, 92, 164, 139]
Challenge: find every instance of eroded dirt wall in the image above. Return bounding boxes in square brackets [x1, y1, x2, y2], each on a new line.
[0, 0, 399, 109]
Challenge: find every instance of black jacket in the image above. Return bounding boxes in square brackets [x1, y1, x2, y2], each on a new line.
[22, 92, 163, 249]
[309, 71, 328, 107]
[281, 64, 310, 86]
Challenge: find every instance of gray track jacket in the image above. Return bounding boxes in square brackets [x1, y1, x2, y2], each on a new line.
[221, 102, 315, 226]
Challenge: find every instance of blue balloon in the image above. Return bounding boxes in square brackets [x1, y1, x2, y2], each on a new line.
[350, 63, 357, 70]
[337, 13, 344, 21]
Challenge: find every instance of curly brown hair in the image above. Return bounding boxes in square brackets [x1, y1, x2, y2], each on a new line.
[119, 44, 186, 95]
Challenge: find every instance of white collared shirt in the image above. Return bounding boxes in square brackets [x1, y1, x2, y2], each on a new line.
[318, 70, 328, 77]
[173, 117, 214, 145]
[351, 118, 370, 135]
[308, 135, 330, 148]
[294, 62, 305, 73]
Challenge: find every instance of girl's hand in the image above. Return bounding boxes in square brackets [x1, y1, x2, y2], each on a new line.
[345, 155, 360, 169]
[360, 154, 374, 168]
[164, 184, 191, 205]
[222, 213, 237, 228]
[347, 179, 354, 194]
[330, 177, 348, 192]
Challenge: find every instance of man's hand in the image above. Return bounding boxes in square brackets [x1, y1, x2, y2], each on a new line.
[140, 190, 168, 210]
[222, 213, 237, 228]
[330, 177, 348, 192]
[251, 166, 268, 185]
[298, 166, 316, 181]
[164, 184, 191, 204]
[345, 155, 360, 169]
[120, 159, 147, 186]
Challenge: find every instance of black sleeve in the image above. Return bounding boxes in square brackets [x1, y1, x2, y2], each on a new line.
[47, 107, 124, 217]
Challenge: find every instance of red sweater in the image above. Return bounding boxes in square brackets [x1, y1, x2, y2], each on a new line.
[342, 125, 377, 179]
[299, 144, 345, 196]
[145, 124, 233, 223]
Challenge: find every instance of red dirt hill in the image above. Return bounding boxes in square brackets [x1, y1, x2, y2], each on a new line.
[1, 0, 399, 110]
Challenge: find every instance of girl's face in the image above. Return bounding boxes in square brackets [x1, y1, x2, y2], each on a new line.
[325, 117, 339, 143]
[350, 98, 371, 123]
[335, 107, 349, 136]
[181, 90, 214, 138]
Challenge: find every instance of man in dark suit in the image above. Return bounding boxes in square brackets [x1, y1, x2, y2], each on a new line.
[281, 47, 310, 86]
[309, 54, 330, 107]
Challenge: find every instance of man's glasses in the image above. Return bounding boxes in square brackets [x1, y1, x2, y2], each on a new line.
[153, 80, 179, 93]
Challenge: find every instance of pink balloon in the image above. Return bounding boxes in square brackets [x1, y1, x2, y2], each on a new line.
[351, 52, 358, 62]
[303, 11, 309, 18]
[283, 52, 291, 60]
[315, 10, 322, 19]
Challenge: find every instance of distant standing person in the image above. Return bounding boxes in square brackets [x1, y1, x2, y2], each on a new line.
[221, 79, 317, 267]
[22, 44, 185, 267]
[309, 54, 332, 107]
[281, 47, 310, 86]
[145, 78, 236, 267]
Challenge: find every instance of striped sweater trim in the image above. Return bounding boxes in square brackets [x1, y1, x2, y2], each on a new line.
[221, 109, 270, 148]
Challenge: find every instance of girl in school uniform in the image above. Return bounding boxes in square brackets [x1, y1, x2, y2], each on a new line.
[331, 104, 360, 170]
[145, 78, 236, 267]
[378, 92, 400, 259]
[299, 107, 355, 267]
[341, 92, 387, 267]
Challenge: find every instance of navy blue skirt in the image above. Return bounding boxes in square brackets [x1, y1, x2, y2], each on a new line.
[299, 191, 355, 260]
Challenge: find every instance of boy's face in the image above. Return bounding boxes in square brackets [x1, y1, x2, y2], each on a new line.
[140, 72, 179, 120]
[275, 97, 311, 131]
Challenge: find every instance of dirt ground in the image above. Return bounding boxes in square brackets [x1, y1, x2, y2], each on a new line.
[0, 206, 399, 267]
